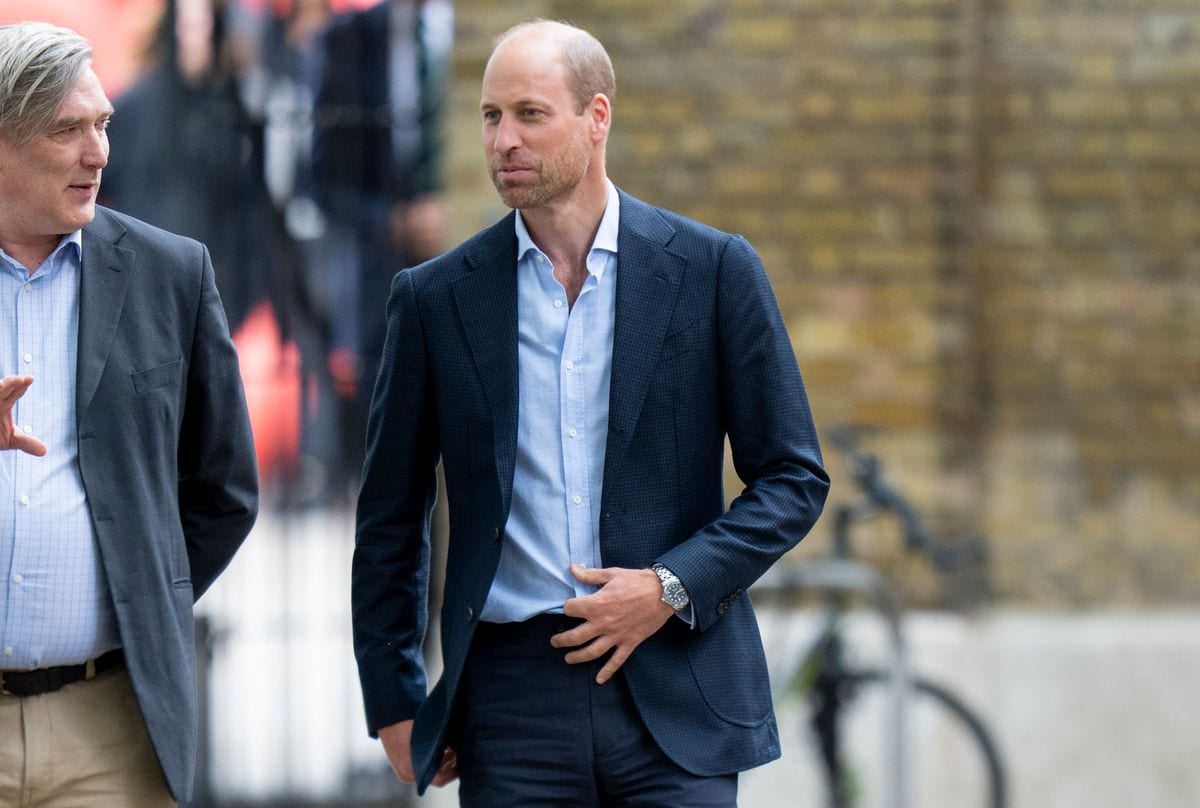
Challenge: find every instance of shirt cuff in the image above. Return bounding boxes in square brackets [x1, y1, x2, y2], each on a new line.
[674, 603, 696, 628]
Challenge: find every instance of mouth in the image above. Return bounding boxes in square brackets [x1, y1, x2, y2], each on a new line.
[66, 182, 98, 202]
[496, 166, 535, 180]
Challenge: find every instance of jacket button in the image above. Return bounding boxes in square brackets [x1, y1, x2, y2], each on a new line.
[466, 606, 476, 623]
[494, 526, 501, 540]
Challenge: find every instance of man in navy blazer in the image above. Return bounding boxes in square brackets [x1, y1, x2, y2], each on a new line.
[353, 19, 828, 806]
[0, 22, 256, 805]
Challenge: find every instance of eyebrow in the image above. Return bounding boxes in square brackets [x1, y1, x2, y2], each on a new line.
[480, 97, 547, 111]
[50, 107, 115, 129]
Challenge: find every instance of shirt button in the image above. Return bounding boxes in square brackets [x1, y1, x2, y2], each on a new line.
[3, 647, 12, 656]
[22, 284, 31, 292]
[569, 428, 577, 438]
[20, 495, 29, 506]
[22, 425, 31, 434]
[573, 495, 582, 505]
[565, 360, 575, 370]
[554, 299, 563, 309]
[23, 353, 32, 363]
[12, 574, 22, 584]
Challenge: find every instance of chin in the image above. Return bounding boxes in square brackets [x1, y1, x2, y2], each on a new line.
[70, 205, 98, 228]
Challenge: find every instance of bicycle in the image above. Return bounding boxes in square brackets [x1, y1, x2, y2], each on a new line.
[753, 427, 1007, 808]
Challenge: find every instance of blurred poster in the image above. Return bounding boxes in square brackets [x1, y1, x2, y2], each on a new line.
[0, 0, 384, 97]
[0, 0, 164, 96]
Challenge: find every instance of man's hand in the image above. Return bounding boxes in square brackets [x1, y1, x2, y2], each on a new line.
[0, 376, 47, 457]
[378, 720, 458, 788]
[554, 563, 674, 685]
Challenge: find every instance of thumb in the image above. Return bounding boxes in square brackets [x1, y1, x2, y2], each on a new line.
[15, 434, 48, 457]
[569, 562, 610, 585]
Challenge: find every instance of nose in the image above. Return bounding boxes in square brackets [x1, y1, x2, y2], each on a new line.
[491, 115, 521, 153]
[82, 127, 109, 170]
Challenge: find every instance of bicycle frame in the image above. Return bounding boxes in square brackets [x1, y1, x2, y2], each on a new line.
[758, 557, 912, 808]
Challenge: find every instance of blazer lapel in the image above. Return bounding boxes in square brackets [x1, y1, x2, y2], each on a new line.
[77, 209, 134, 419]
[604, 192, 686, 485]
[451, 216, 520, 515]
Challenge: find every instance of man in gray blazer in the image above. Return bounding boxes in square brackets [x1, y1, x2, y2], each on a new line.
[0, 22, 257, 806]
[353, 19, 828, 806]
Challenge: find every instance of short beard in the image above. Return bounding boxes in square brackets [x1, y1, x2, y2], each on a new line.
[489, 135, 590, 211]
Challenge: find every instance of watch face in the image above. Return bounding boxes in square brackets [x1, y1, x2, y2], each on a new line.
[653, 565, 688, 610]
[663, 579, 688, 610]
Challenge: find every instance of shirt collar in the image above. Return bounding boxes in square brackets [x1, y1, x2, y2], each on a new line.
[514, 179, 620, 278]
[0, 230, 82, 276]
[60, 230, 83, 259]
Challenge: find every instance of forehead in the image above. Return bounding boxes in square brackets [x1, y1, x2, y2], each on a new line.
[481, 37, 571, 106]
[53, 67, 113, 122]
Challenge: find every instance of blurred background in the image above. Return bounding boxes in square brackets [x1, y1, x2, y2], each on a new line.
[2, 0, 1197, 805]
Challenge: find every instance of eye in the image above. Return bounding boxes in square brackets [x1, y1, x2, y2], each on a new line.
[482, 109, 500, 123]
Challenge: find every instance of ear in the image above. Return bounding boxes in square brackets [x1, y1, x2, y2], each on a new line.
[588, 93, 612, 142]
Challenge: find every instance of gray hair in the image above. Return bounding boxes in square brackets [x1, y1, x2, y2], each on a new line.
[0, 22, 93, 145]
[494, 20, 615, 114]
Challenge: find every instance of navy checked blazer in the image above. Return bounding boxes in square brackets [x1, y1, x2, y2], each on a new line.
[352, 189, 829, 793]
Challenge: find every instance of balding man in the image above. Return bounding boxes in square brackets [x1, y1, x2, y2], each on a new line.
[352, 19, 828, 806]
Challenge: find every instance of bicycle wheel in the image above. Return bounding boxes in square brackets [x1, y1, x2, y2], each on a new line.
[828, 668, 1007, 808]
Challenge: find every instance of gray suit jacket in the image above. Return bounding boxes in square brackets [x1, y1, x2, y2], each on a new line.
[78, 206, 258, 800]
[353, 190, 829, 792]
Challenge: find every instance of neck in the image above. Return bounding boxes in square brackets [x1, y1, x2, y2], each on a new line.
[519, 173, 609, 267]
[0, 234, 62, 277]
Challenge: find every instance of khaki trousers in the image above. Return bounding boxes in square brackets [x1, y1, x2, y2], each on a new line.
[0, 666, 174, 808]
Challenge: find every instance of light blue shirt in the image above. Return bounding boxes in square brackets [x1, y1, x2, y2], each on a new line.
[481, 181, 620, 623]
[0, 232, 120, 669]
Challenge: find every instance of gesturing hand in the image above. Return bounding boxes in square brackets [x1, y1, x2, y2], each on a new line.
[553, 563, 675, 685]
[0, 376, 47, 457]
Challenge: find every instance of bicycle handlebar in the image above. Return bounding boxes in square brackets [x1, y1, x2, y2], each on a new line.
[827, 425, 986, 574]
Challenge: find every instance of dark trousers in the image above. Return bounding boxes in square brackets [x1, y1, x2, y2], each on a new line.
[453, 614, 738, 808]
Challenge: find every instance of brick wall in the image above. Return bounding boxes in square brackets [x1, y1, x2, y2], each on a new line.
[444, 0, 1200, 606]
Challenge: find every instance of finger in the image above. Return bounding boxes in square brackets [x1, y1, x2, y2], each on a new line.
[563, 637, 612, 665]
[561, 597, 587, 619]
[430, 749, 458, 786]
[550, 622, 597, 648]
[0, 376, 32, 405]
[1, 375, 32, 390]
[595, 646, 632, 685]
[431, 766, 459, 787]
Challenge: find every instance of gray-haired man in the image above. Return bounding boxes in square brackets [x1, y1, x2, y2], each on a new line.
[0, 21, 257, 806]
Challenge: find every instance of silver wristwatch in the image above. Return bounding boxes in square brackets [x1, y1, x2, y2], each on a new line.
[651, 563, 690, 611]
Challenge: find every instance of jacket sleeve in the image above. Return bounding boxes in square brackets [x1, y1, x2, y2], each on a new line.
[177, 245, 259, 600]
[352, 268, 441, 734]
[656, 234, 829, 632]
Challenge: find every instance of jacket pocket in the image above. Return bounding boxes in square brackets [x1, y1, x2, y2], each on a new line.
[131, 358, 183, 393]
[685, 603, 775, 726]
[661, 318, 703, 361]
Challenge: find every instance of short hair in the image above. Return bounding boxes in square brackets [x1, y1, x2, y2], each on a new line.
[0, 22, 93, 146]
[494, 20, 616, 114]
